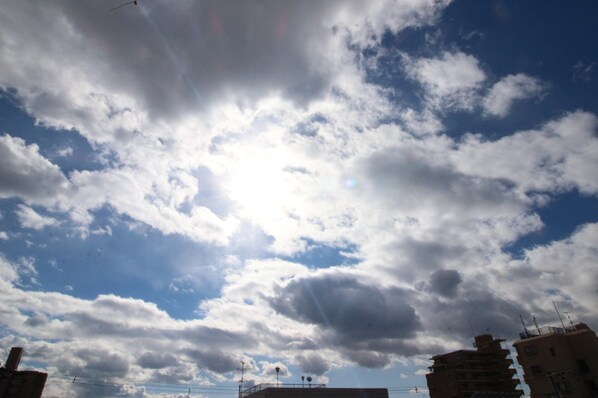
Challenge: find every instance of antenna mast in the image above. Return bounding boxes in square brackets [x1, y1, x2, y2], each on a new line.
[563, 312, 575, 329]
[519, 314, 529, 337]
[533, 316, 541, 335]
[552, 301, 567, 330]
[238, 361, 245, 398]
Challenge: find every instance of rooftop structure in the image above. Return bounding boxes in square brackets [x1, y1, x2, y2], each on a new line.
[241, 383, 388, 398]
[426, 334, 523, 398]
[0, 347, 47, 398]
[513, 322, 598, 397]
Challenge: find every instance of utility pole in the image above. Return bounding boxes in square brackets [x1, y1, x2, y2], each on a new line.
[238, 361, 245, 398]
[275, 367, 280, 387]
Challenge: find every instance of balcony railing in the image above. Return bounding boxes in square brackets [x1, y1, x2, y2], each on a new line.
[519, 325, 576, 339]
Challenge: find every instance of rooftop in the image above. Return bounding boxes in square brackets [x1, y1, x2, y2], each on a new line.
[241, 383, 326, 397]
[517, 323, 589, 340]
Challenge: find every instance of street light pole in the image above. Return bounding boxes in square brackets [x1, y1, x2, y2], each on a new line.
[275, 367, 280, 388]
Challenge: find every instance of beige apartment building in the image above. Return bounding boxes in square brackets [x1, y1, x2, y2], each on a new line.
[513, 322, 598, 397]
[426, 334, 522, 398]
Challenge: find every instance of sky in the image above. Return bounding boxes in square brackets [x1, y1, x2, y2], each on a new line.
[0, 0, 597, 397]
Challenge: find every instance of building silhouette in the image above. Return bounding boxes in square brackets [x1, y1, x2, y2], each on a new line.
[241, 383, 388, 398]
[426, 334, 522, 398]
[513, 322, 598, 397]
[0, 347, 47, 398]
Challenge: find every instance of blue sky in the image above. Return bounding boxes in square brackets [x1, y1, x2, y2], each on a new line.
[0, 1, 597, 397]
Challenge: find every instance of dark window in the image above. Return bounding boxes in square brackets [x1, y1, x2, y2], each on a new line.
[531, 365, 542, 374]
[524, 345, 536, 355]
[549, 347, 556, 356]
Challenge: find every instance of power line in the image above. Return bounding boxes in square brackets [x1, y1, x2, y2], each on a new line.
[45, 374, 239, 396]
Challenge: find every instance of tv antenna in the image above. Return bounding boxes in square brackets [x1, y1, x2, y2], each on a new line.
[519, 314, 529, 337]
[563, 312, 575, 329]
[533, 316, 541, 334]
[237, 361, 246, 398]
[109, 1, 138, 13]
[552, 301, 566, 330]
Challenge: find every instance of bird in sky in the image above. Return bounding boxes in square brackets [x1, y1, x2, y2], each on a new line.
[109, 1, 138, 13]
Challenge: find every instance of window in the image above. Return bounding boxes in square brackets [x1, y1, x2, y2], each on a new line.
[524, 345, 536, 355]
[549, 347, 556, 356]
[531, 365, 542, 374]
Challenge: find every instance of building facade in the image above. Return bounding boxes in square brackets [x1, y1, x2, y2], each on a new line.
[513, 322, 598, 397]
[426, 334, 522, 398]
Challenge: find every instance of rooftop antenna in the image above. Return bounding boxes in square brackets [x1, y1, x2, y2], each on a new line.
[552, 301, 567, 330]
[533, 316, 541, 335]
[563, 312, 575, 329]
[238, 361, 246, 398]
[469, 320, 476, 347]
[519, 314, 529, 337]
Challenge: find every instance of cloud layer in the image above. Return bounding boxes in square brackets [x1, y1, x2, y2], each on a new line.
[0, 1, 597, 397]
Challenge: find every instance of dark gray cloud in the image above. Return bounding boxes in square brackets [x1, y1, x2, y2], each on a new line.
[294, 353, 330, 375]
[360, 149, 522, 218]
[271, 275, 421, 345]
[422, 285, 526, 341]
[343, 350, 392, 369]
[383, 238, 465, 282]
[429, 269, 462, 297]
[183, 348, 238, 373]
[23, 313, 49, 328]
[148, 364, 196, 384]
[0, 134, 69, 203]
[17, 0, 340, 122]
[137, 352, 179, 369]
[175, 325, 255, 349]
[63, 348, 131, 378]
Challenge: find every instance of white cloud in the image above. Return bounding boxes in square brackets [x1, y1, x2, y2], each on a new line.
[414, 368, 428, 376]
[502, 223, 598, 322]
[0, 255, 18, 284]
[453, 111, 598, 195]
[0, 231, 8, 240]
[483, 73, 546, 117]
[0, 0, 452, 250]
[15, 204, 59, 230]
[0, 0, 597, 393]
[55, 146, 74, 157]
[404, 51, 486, 111]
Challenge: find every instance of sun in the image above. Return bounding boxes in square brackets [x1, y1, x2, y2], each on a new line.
[225, 147, 295, 221]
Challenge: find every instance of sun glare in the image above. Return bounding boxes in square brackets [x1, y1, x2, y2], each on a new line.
[226, 149, 295, 221]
